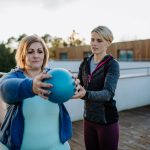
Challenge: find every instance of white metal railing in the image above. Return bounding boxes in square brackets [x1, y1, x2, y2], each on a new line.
[71, 66, 150, 78]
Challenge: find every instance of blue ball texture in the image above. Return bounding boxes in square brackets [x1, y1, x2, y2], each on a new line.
[44, 68, 75, 103]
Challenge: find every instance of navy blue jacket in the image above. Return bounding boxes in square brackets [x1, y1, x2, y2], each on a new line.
[0, 68, 72, 150]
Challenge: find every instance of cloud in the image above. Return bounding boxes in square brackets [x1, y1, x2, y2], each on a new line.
[44, 0, 78, 7]
[0, 0, 79, 10]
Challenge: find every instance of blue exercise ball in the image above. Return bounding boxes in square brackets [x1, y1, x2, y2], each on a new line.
[44, 68, 75, 103]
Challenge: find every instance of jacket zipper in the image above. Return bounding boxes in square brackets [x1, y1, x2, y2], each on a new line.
[88, 56, 112, 83]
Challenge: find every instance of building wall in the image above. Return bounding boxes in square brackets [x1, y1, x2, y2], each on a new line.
[109, 39, 150, 61]
[52, 39, 150, 61]
[54, 45, 91, 60]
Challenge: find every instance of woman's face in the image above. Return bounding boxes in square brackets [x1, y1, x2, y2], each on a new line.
[90, 32, 108, 55]
[25, 42, 45, 70]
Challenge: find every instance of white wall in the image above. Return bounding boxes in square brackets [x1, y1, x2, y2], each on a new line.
[1, 61, 150, 122]
[48, 60, 150, 74]
[115, 75, 150, 111]
[65, 75, 150, 121]
[64, 99, 84, 122]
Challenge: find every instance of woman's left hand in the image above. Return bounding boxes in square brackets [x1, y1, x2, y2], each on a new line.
[72, 74, 86, 99]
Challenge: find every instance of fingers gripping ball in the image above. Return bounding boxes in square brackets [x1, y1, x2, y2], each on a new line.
[44, 68, 75, 103]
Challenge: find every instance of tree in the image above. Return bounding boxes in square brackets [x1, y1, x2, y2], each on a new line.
[17, 34, 27, 42]
[41, 34, 52, 48]
[6, 36, 17, 51]
[42, 34, 52, 44]
[67, 30, 85, 47]
[62, 41, 68, 47]
[0, 43, 16, 72]
[49, 37, 63, 59]
[51, 37, 63, 48]
[7, 36, 16, 45]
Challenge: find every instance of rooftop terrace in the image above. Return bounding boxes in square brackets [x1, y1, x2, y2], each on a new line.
[69, 105, 150, 150]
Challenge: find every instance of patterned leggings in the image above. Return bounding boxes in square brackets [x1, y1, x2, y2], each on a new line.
[84, 120, 119, 150]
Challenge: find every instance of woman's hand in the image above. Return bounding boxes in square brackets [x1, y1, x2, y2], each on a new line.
[32, 72, 53, 99]
[72, 74, 86, 99]
[72, 85, 86, 99]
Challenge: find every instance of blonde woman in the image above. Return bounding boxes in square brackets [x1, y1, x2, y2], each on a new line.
[74, 26, 120, 150]
[0, 35, 77, 150]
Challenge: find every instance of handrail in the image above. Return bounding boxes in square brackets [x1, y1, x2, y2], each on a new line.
[120, 66, 150, 76]
[0, 66, 150, 77]
[120, 66, 150, 71]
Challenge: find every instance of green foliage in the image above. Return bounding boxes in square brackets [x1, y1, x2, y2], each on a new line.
[67, 30, 85, 47]
[0, 30, 86, 64]
[7, 36, 16, 45]
[49, 48, 56, 59]
[17, 34, 27, 42]
[0, 43, 16, 72]
[51, 37, 63, 48]
[41, 34, 52, 44]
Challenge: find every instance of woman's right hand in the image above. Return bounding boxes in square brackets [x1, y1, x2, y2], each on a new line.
[32, 72, 53, 99]
[72, 85, 86, 99]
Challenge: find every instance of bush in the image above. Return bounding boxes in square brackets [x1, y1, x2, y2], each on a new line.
[0, 43, 16, 72]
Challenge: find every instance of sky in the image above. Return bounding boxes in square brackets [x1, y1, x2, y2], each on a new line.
[0, 0, 150, 44]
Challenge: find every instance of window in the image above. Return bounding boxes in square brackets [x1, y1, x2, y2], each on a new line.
[59, 52, 68, 60]
[118, 49, 133, 61]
